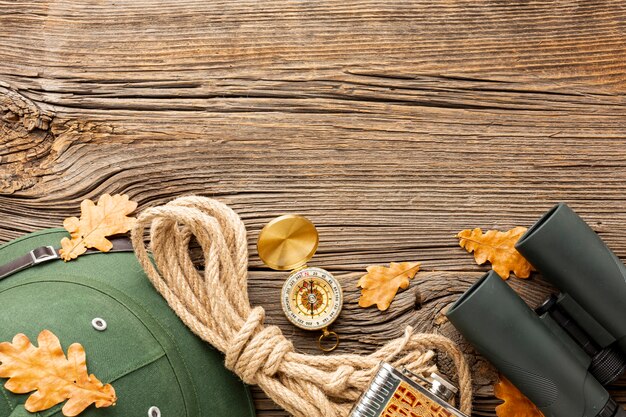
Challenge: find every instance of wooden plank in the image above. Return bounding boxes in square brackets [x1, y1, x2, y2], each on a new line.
[2, 0, 626, 415]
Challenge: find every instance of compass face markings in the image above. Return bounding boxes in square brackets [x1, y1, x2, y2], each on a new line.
[281, 267, 343, 330]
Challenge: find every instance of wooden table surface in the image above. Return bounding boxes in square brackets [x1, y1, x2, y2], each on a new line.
[2, 1, 626, 415]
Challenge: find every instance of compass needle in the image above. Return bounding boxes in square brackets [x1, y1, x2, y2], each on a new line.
[309, 280, 315, 318]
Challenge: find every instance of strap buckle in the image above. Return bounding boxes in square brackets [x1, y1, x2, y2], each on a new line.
[30, 246, 59, 264]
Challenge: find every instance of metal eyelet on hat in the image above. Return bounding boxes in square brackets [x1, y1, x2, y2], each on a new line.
[91, 317, 107, 331]
[148, 406, 161, 417]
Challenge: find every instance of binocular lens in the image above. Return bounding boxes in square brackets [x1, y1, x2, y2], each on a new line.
[447, 271, 613, 417]
[516, 203, 626, 355]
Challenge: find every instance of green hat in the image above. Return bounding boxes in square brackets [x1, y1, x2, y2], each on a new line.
[0, 228, 256, 417]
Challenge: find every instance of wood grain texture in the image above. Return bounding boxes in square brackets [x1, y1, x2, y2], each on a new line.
[2, 0, 626, 415]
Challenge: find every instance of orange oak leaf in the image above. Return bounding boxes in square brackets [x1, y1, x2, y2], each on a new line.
[0, 330, 116, 416]
[358, 262, 420, 311]
[59, 193, 137, 261]
[456, 227, 533, 279]
[494, 376, 544, 417]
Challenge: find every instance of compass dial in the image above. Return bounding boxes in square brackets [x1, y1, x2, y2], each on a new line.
[281, 267, 343, 331]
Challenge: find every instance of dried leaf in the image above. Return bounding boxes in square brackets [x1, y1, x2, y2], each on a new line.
[494, 376, 545, 417]
[59, 194, 137, 261]
[60, 216, 87, 260]
[456, 227, 532, 279]
[358, 262, 420, 311]
[0, 330, 116, 416]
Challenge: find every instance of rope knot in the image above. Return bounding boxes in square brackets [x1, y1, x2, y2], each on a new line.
[225, 306, 293, 385]
[326, 365, 355, 396]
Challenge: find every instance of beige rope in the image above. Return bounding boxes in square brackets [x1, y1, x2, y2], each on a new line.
[130, 196, 472, 416]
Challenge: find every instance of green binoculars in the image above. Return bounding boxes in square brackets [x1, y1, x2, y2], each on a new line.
[447, 203, 626, 417]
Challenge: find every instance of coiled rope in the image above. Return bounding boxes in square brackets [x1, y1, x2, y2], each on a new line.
[130, 196, 472, 416]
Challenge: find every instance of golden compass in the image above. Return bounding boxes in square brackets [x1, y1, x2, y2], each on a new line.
[257, 215, 343, 352]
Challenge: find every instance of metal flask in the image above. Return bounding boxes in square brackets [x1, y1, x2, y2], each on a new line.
[349, 362, 468, 417]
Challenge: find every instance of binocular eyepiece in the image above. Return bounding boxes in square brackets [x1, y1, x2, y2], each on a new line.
[447, 203, 626, 417]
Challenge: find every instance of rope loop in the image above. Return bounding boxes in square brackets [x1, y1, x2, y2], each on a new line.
[130, 196, 473, 417]
[326, 364, 355, 396]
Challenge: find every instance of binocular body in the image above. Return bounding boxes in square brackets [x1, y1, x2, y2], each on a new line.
[447, 203, 626, 417]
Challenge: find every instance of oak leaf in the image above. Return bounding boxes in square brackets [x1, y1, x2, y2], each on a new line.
[358, 262, 420, 311]
[456, 227, 532, 279]
[59, 194, 137, 261]
[0, 330, 116, 416]
[494, 376, 544, 417]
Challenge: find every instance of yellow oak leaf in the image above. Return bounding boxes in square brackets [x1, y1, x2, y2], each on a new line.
[456, 227, 532, 279]
[60, 216, 87, 260]
[59, 194, 137, 261]
[0, 330, 117, 416]
[358, 262, 420, 311]
[494, 376, 544, 417]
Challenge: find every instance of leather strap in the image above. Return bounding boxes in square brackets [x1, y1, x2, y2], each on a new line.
[0, 236, 134, 280]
